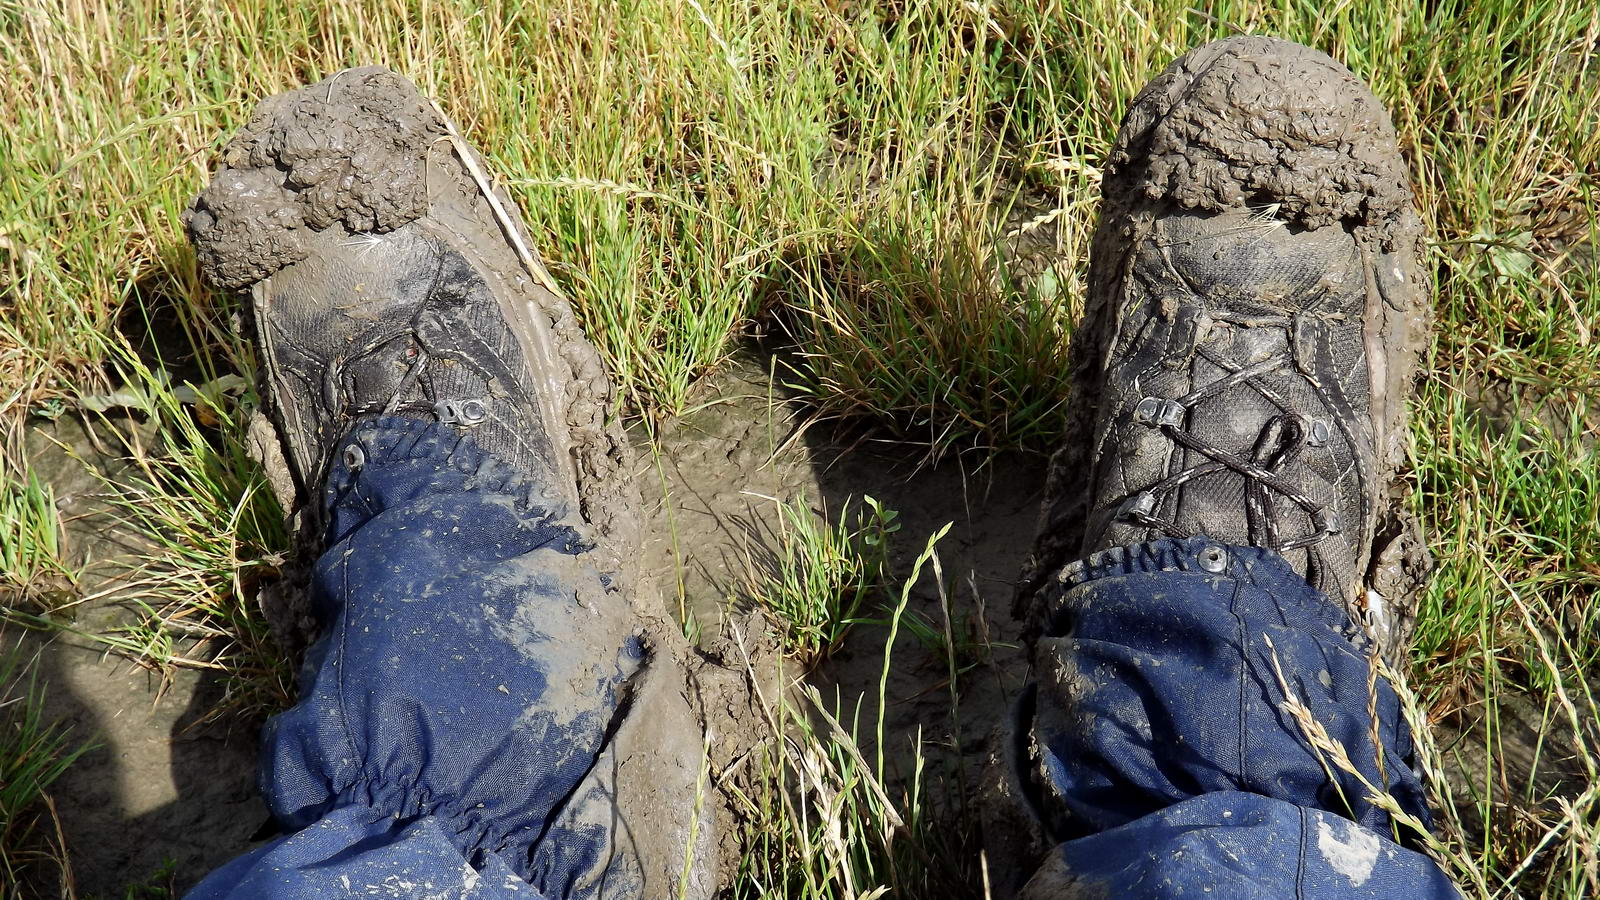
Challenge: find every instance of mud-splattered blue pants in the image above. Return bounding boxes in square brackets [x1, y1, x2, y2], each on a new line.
[189, 418, 644, 899]
[189, 419, 1459, 898]
[1020, 538, 1460, 897]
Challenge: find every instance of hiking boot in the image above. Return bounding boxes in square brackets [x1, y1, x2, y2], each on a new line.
[184, 66, 634, 547]
[1021, 36, 1432, 654]
[184, 68, 718, 898]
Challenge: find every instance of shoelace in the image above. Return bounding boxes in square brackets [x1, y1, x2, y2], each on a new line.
[1114, 325, 1342, 553]
[325, 304, 516, 425]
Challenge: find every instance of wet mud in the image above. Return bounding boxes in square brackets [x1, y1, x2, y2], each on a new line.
[640, 355, 1048, 893]
[21, 42, 1582, 899]
[14, 418, 263, 895]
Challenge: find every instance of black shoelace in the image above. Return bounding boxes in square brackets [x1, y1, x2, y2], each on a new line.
[1115, 334, 1342, 553]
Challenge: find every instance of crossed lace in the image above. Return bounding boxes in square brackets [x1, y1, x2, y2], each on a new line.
[331, 305, 519, 426]
[1114, 316, 1344, 553]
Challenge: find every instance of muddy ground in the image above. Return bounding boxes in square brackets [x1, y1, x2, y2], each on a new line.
[20, 354, 1045, 896]
[17, 361, 1594, 898]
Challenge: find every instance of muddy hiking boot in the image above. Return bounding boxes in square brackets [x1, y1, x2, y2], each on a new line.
[185, 68, 716, 898]
[986, 40, 1454, 899]
[1020, 36, 1433, 659]
[185, 67, 631, 541]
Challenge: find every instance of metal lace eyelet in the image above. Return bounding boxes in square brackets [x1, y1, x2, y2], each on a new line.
[1117, 491, 1158, 522]
[435, 398, 489, 426]
[1307, 419, 1331, 447]
[341, 443, 366, 470]
[1133, 396, 1185, 428]
[1198, 544, 1228, 573]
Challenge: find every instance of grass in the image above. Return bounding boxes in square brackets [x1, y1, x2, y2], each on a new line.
[0, 471, 78, 615]
[738, 494, 899, 668]
[2, 0, 1598, 895]
[0, 635, 94, 898]
[728, 526, 979, 899]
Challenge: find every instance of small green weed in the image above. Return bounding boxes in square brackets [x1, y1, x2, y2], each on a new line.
[740, 494, 899, 668]
[0, 472, 79, 614]
[119, 858, 178, 900]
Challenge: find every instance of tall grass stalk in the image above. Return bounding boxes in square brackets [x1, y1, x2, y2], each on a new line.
[730, 526, 972, 899]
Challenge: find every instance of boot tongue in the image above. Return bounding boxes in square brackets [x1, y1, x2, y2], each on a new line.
[1160, 209, 1363, 315]
[339, 340, 425, 416]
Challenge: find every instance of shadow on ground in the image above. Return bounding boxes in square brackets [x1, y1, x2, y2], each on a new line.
[20, 418, 262, 897]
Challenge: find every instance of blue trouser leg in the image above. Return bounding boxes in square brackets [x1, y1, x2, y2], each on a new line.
[188, 417, 641, 899]
[1021, 537, 1461, 898]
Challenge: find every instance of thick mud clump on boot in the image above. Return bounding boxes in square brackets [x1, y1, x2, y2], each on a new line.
[185, 67, 639, 562]
[1113, 36, 1414, 244]
[185, 67, 438, 291]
